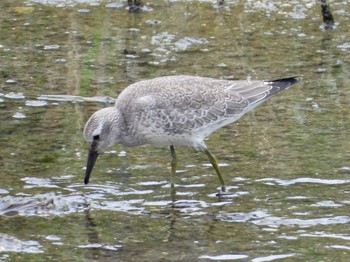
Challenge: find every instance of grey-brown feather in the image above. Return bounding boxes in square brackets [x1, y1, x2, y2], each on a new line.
[115, 75, 299, 147]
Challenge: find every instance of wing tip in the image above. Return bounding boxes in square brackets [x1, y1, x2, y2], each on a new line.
[265, 76, 302, 89]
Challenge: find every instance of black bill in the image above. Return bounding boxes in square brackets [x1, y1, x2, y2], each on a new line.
[84, 149, 99, 184]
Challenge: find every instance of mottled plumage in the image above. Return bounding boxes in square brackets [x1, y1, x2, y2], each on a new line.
[83, 75, 301, 193]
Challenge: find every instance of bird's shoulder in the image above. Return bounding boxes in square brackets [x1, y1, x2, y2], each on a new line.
[117, 75, 246, 108]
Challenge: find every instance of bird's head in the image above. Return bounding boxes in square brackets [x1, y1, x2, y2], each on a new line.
[83, 107, 122, 184]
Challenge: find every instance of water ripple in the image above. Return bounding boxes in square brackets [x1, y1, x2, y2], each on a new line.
[257, 177, 350, 186]
[0, 193, 87, 217]
[253, 215, 350, 228]
[329, 245, 350, 251]
[199, 254, 248, 260]
[37, 94, 115, 103]
[4, 92, 25, 99]
[0, 233, 43, 253]
[78, 243, 122, 251]
[217, 210, 350, 228]
[251, 253, 297, 262]
[300, 232, 350, 241]
[95, 199, 145, 214]
[25, 100, 48, 107]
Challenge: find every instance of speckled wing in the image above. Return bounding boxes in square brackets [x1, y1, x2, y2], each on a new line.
[118, 75, 299, 139]
[146, 80, 247, 136]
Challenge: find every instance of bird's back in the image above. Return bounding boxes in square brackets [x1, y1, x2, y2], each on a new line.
[115, 75, 300, 147]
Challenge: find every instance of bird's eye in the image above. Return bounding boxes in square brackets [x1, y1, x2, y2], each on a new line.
[93, 135, 100, 141]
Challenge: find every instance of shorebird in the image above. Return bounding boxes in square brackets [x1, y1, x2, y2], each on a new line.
[83, 75, 301, 193]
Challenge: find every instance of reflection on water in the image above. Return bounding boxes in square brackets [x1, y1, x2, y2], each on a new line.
[0, 233, 43, 254]
[1, 0, 350, 261]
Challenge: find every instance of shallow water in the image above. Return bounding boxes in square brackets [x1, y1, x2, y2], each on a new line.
[1, 0, 350, 261]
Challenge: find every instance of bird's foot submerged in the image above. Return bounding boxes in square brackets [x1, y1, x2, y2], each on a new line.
[216, 185, 229, 197]
[215, 185, 241, 198]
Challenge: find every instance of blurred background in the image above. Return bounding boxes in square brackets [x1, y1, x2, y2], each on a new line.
[0, 0, 349, 261]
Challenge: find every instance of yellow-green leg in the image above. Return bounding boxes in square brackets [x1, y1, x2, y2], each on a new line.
[170, 145, 177, 200]
[204, 149, 226, 193]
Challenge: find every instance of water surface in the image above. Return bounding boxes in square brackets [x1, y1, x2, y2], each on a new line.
[1, 0, 350, 261]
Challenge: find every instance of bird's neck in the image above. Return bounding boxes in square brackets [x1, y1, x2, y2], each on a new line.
[120, 131, 146, 147]
[119, 120, 146, 147]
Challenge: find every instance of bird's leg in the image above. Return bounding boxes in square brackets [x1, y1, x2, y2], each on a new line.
[170, 145, 177, 200]
[204, 149, 226, 193]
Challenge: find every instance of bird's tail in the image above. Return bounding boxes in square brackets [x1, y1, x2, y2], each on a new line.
[239, 76, 301, 107]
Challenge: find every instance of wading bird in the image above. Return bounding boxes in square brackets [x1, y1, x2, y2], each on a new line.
[83, 75, 301, 193]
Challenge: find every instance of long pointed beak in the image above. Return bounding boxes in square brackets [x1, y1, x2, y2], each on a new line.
[84, 149, 99, 184]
